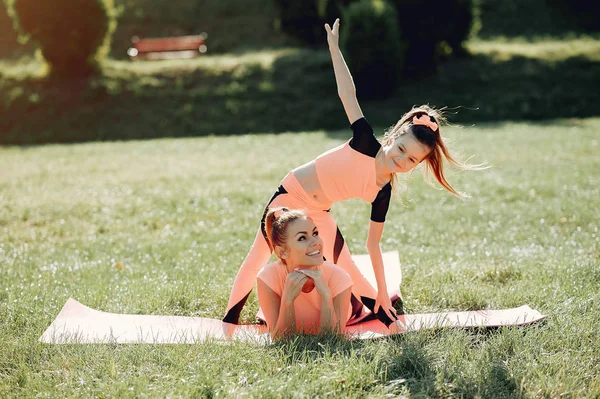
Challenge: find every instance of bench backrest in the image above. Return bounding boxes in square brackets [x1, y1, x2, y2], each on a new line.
[132, 34, 207, 53]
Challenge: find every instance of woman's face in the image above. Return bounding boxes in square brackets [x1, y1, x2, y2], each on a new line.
[278, 217, 323, 269]
[382, 132, 431, 173]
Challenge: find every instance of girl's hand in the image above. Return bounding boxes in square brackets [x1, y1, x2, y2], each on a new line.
[282, 271, 309, 303]
[296, 268, 330, 298]
[324, 18, 340, 49]
[375, 290, 397, 322]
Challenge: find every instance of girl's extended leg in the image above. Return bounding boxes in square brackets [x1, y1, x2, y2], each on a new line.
[223, 225, 272, 324]
[223, 185, 306, 324]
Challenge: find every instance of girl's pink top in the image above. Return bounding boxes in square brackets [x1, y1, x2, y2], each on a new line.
[314, 140, 381, 203]
[311, 117, 392, 223]
[257, 261, 353, 334]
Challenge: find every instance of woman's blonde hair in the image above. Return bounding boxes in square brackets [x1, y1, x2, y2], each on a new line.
[381, 105, 477, 197]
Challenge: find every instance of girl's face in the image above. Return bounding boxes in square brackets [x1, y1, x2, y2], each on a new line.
[382, 132, 431, 173]
[277, 217, 323, 269]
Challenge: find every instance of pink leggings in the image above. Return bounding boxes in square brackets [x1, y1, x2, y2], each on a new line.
[224, 173, 395, 326]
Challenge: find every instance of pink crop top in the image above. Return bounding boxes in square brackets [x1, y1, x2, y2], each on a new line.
[257, 261, 353, 334]
[314, 118, 392, 222]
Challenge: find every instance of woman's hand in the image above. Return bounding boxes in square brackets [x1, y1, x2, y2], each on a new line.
[282, 271, 309, 303]
[324, 18, 340, 49]
[375, 290, 397, 322]
[296, 268, 331, 298]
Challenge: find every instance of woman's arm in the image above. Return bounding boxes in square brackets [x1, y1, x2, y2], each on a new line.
[332, 287, 352, 334]
[319, 291, 336, 333]
[257, 271, 308, 340]
[297, 268, 349, 334]
[325, 19, 364, 125]
[257, 280, 296, 340]
[366, 220, 397, 321]
[296, 269, 337, 332]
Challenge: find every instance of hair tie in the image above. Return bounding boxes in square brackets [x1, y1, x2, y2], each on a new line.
[413, 114, 438, 132]
[273, 207, 288, 220]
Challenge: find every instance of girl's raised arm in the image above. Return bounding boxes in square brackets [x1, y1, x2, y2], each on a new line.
[367, 220, 397, 322]
[325, 19, 364, 125]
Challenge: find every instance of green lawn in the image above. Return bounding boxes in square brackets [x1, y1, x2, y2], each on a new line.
[1, 118, 598, 397]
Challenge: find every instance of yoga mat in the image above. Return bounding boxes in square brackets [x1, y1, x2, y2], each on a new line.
[352, 251, 402, 298]
[39, 251, 545, 343]
[40, 298, 269, 344]
[40, 299, 545, 344]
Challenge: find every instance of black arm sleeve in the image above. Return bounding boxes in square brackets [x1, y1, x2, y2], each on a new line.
[370, 182, 392, 223]
[349, 117, 381, 158]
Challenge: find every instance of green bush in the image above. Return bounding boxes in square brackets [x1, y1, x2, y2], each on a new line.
[341, 0, 404, 99]
[389, 0, 480, 76]
[7, 0, 117, 78]
[275, 0, 349, 46]
[545, 0, 600, 31]
[445, 0, 481, 57]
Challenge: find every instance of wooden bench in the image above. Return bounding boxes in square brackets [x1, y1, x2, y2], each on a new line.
[127, 34, 208, 60]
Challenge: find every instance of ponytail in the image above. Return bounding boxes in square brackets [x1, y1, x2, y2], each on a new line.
[382, 105, 482, 197]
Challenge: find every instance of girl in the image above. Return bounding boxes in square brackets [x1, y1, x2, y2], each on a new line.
[257, 207, 353, 339]
[224, 19, 471, 327]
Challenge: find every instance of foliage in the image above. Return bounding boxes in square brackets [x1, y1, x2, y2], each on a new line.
[545, 0, 600, 31]
[341, 0, 404, 99]
[445, 0, 482, 57]
[1, 38, 599, 144]
[275, 0, 349, 46]
[389, 0, 481, 76]
[6, 0, 117, 78]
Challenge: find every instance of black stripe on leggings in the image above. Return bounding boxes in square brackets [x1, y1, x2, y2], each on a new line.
[260, 185, 288, 249]
[222, 291, 251, 324]
[360, 296, 398, 327]
[333, 227, 345, 264]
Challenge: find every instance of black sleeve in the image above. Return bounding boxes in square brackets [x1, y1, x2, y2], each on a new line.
[370, 182, 392, 223]
[349, 117, 381, 158]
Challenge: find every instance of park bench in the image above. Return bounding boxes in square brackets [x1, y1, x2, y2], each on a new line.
[127, 34, 208, 60]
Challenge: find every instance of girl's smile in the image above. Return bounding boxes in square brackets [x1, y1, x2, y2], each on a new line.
[382, 132, 430, 174]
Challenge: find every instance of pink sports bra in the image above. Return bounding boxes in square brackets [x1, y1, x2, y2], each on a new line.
[314, 118, 392, 222]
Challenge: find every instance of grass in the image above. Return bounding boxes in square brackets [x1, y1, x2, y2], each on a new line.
[1, 118, 599, 397]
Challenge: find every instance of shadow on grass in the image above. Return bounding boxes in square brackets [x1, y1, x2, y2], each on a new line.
[1, 49, 599, 145]
[478, 0, 599, 40]
[271, 333, 439, 395]
[270, 330, 523, 397]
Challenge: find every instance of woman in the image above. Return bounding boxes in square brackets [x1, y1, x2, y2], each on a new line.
[257, 207, 352, 339]
[224, 19, 472, 327]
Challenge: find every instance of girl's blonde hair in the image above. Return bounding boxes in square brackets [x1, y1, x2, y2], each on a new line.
[381, 104, 476, 197]
[264, 207, 307, 258]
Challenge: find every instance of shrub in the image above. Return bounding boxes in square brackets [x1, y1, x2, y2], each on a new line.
[389, 0, 480, 76]
[6, 0, 117, 78]
[275, 0, 349, 46]
[341, 0, 404, 100]
[545, 0, 600, 31]
[445, 0, 481, 57]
